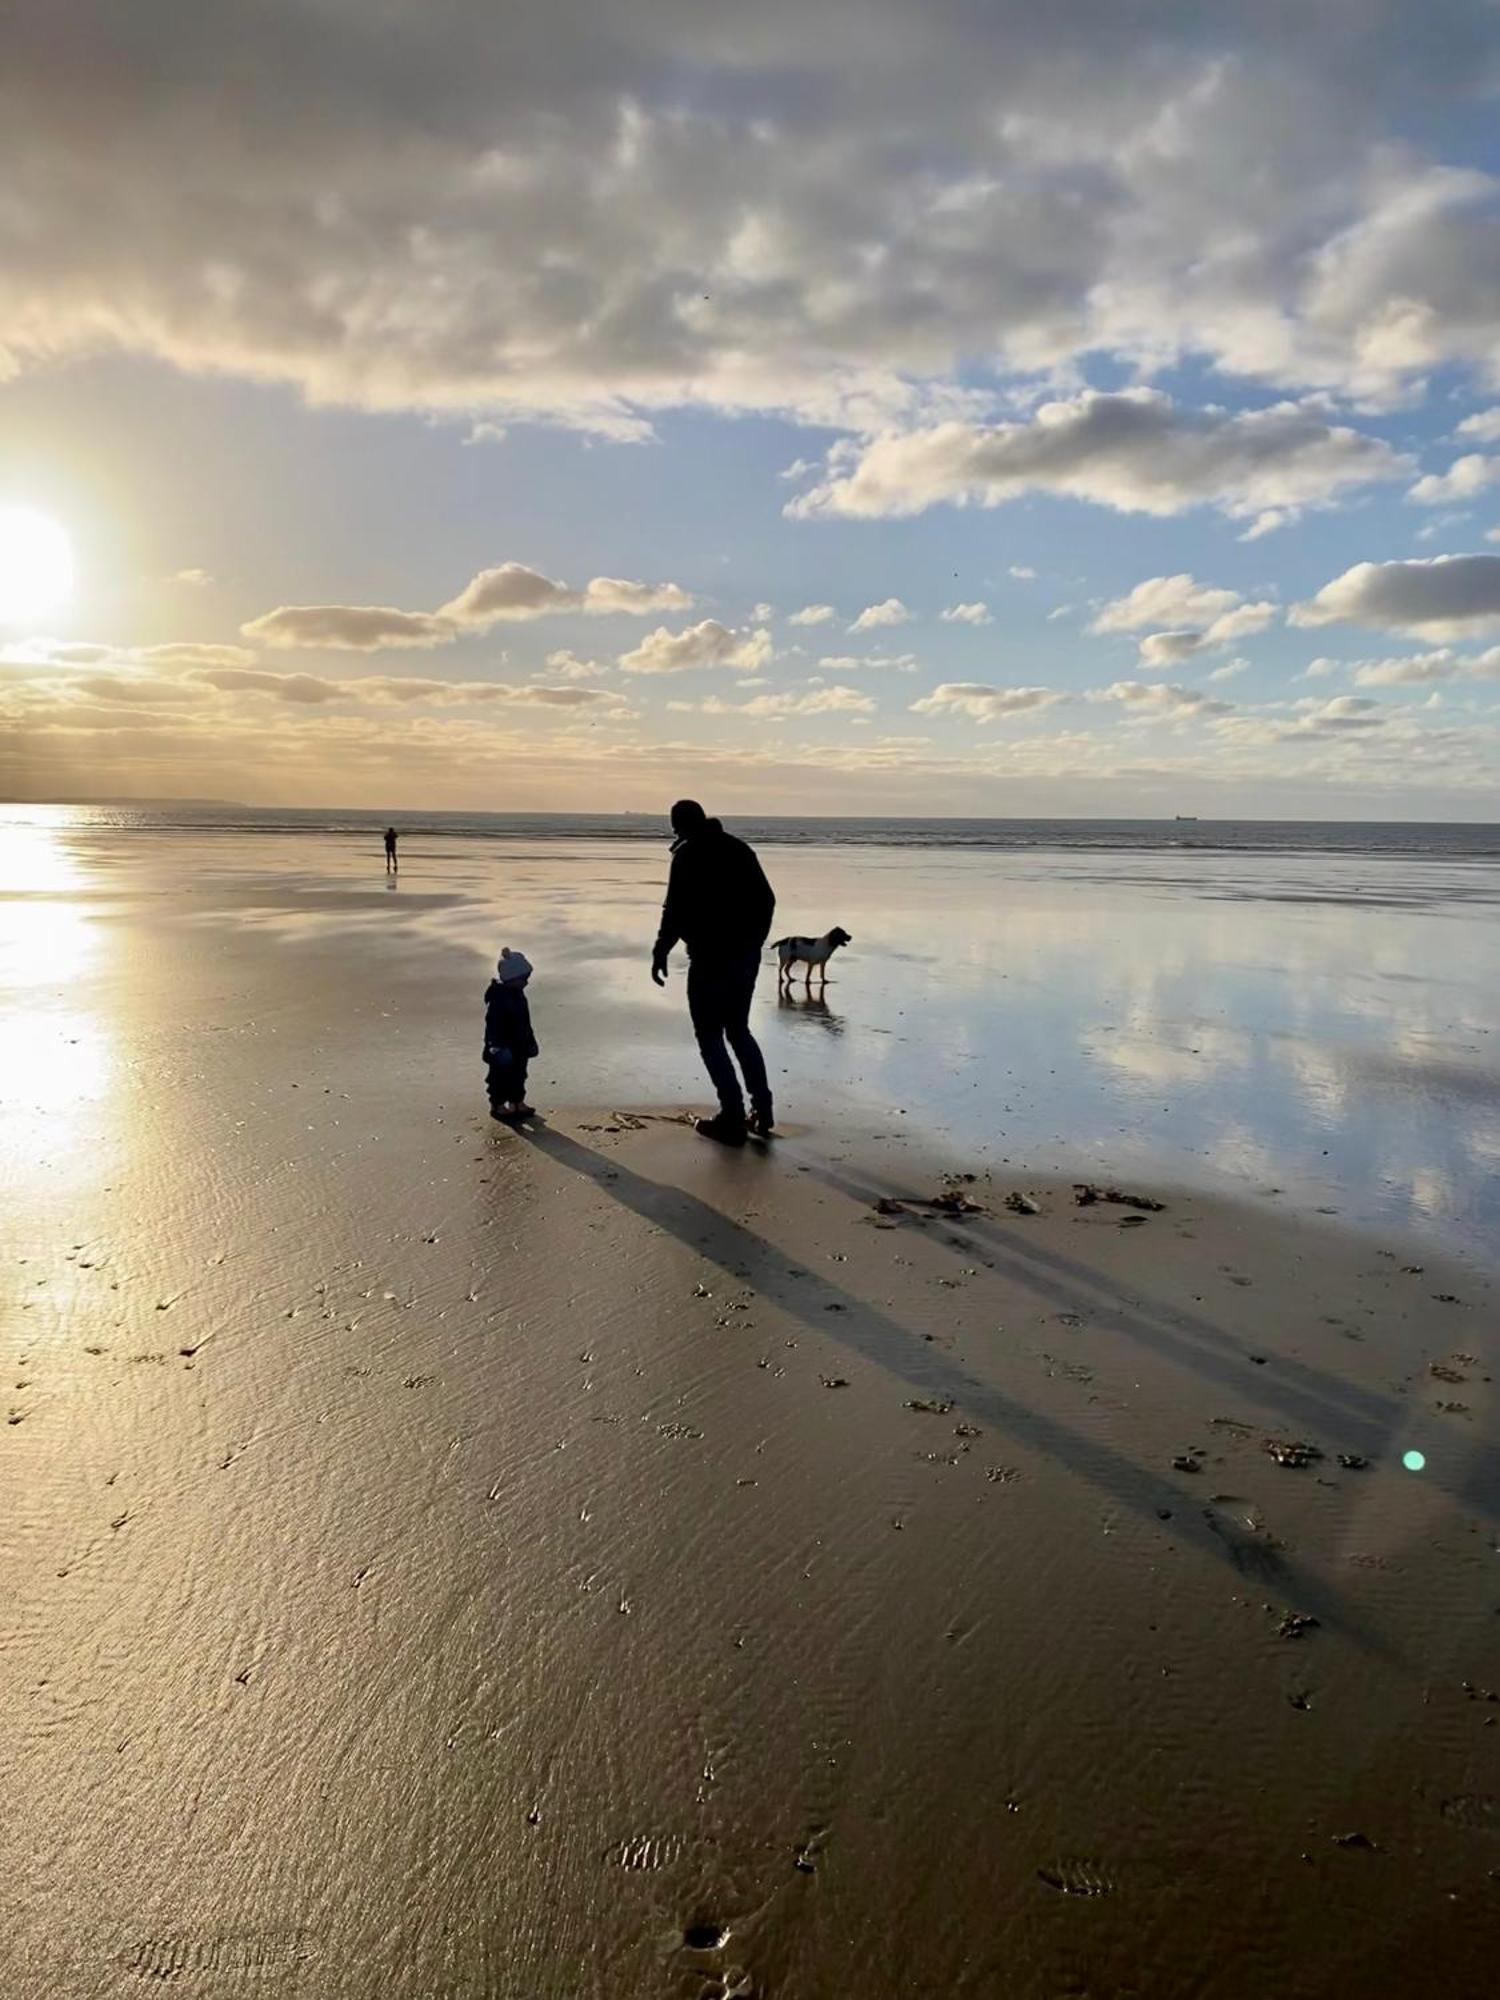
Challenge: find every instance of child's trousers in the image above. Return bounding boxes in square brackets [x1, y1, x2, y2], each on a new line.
[486, 1057, 529, 1109]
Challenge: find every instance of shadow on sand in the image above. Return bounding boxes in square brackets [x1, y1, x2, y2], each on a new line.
[522, 1124, 1402, 1666]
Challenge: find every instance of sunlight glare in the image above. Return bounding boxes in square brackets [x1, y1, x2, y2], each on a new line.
[0, 506, 75, 626]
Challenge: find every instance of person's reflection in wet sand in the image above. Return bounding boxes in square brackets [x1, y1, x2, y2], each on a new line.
[778, 987, 844, 1034]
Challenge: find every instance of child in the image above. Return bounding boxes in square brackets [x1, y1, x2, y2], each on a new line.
[483, 948, 539, 1120]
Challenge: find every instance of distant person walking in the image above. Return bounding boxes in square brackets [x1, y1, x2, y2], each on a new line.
[384, 826, 399, 874]
[652, 800, 776, 1145]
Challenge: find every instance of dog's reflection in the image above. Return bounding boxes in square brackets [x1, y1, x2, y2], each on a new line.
[777, 987, 845, 1033]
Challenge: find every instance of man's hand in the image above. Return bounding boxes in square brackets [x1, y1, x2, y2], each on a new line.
[651, 949, 669, 987]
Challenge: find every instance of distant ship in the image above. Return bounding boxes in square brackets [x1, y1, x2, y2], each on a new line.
[1174, 814, 1199, 822]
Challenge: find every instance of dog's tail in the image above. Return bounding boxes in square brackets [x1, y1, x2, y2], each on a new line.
[769, 936, 791, 949]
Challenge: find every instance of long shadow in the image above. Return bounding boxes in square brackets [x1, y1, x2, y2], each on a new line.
[523, 1126, 1400, 1666]
[803, 1156, 1500, 1531]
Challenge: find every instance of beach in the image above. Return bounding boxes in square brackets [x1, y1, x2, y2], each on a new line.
[5, 812, 1500, 1998]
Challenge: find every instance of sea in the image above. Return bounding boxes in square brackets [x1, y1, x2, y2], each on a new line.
[5, 800, 1500, 857]
[6, 799, 1500, 1262]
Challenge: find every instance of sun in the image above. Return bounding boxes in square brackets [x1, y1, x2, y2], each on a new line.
[0, 506, 75, 626]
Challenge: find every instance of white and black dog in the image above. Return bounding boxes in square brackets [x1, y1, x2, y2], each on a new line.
[772, 926, 852, 987]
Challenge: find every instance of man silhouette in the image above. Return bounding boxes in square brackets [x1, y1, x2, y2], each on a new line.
[651, 800, 776, 1145]
[383, 826, 398, 874]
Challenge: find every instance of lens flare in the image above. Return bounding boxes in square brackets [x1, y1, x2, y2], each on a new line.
[1402, 1449, 1426, 1473]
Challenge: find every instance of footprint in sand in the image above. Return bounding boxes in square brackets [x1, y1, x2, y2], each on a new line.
[1038, 1858, 1116, 1898]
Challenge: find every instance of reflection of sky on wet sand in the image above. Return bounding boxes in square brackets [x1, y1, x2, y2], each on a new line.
[0, 819, 112, 1154]
[15, 821, 1500, 1264]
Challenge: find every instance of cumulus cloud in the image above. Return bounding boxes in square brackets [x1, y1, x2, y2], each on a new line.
[1408, 454, 1500, 505]
[940, 601, 992, 625]
[909, 682, 1063, 721]
[241, 605, 459, 652]
[5, 1, 1500, 436]
[670, 684, 875, 719]
[849, 597, 911, 631]
[1092, 573, 1277, 666]
[1296, 695, 1387, 729]
[240, 563, 691, 652]
[1347, 646, 1500, 685]
[817, 652, 918, 672]
[1292, 555, 1500, 638]
[788, 604, 837, 626]
[789, 391, 1404, 525]
[439, 564, 690, 624]
[170, 569, 213, 587]
[1008, 565, 1037, 581]
[1457, 409, 1500, 444]
[543, 649, 608, 679]
[1095, 680, 1233, 718]
[617, 620, 772, 674]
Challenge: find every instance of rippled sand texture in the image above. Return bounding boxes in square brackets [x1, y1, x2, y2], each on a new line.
[4, 826, 1500, 1997]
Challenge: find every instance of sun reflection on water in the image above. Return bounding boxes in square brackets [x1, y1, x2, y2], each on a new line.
[0, 816, 112, 1141]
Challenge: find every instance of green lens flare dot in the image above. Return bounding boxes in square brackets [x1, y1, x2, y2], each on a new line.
[1402, 1449, 1426, 1472]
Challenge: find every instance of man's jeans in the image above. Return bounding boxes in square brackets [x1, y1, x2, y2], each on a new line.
[686, 950, 771, 1119]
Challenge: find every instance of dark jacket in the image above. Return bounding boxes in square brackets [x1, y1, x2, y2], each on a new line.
[654, 819, 775, 962]
[483, 980, 538, 1062]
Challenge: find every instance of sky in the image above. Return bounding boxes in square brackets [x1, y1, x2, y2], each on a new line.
[4, 0, 1500, 818]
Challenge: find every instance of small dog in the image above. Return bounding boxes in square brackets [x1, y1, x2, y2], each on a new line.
[772, 926, 851, 987]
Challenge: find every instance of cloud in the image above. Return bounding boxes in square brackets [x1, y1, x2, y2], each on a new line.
[940, 601, 992, 625]
[1350, 650, 1460, 686]
[789, 390, 1404, 525]
[170, 568, 213, 587]
[1292, 555, 1500, 638]
[1296, 695, 1387, 729]
[1206, 657, 1251, 683]
[1408, 454, 1500, 505]
[617, 620, 772, 674]
[1457, 409, 1500, 444]
[1007, 565, 1037, 581]
[1093, 574, 1246, 634]
[909, 682, 1063, 722]
[543, 649, 608, 679]
[131, 642, 258, 669]
[192, 665, 345, 703]
[671, 684, 875, 719]
[849, 597, 911, 631]
[475, 682, 631, 708]
[241, 605, 459, 652]
[817, 652, 918, 672]
[439, 563, 691, 624]
[1092, 572, 1276, 666]
[1095, 680, 1233, 718]
[240, 564, 692, 652]
[6, 3, 1500, 438]
[74, 674, 211, 706]
[788, 604, 836, 626]
[1346, 645, 1500, 685]
[185, 664, 633, 710]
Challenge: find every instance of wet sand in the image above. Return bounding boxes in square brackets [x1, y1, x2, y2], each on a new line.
[6, 831, 1500, 1997]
